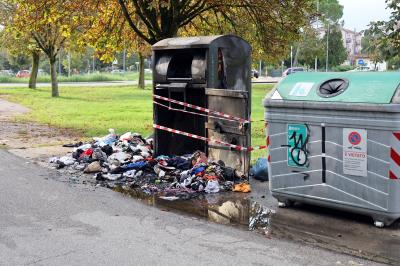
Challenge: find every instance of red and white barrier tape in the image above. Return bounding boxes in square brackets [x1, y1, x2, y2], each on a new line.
[153, 124, 267, 152]
[153, 101, 238, 122]
[153, 95, 253, 123]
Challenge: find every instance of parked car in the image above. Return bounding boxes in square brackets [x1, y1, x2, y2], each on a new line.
[16, 70, 30, 78]
[0, 69, 14, 76]
[283, 67, 304, 77]
[37, 69, 47, 76]
[111, 69, 125, 74]
[251, 69, 259, 78]
[347, 66, 373, 72]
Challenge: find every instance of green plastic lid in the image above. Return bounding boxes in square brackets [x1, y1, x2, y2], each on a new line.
[275, 72, 400, 104]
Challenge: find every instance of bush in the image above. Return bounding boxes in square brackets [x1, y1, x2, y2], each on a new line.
[331, 65, 355, 72]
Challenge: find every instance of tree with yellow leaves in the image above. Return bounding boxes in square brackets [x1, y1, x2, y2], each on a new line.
[87, 0, 314, 88]
[5, 0, 94, 97]
[83, 0, 151, 89]
[0, 0, 42, 89]
[116, 0, 315, 62]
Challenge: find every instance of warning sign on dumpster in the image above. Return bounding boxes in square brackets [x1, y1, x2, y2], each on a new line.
[343, 128, 367, 177]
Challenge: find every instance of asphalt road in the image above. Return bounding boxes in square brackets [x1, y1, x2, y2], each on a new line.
[0, 149, 372, 266]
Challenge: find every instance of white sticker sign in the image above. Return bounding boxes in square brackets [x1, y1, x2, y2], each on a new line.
[343, 128, 367, 177]
[289, 82, 314, 97]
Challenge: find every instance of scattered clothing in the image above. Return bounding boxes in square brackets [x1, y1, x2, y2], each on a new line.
[52, 130, 248, 200]
[233, 183, 251, 193]
[205, 180, 220, 193]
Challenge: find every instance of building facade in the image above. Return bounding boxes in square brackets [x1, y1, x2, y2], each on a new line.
[341, 27, 362, 65]
[317, 26, 363, 66]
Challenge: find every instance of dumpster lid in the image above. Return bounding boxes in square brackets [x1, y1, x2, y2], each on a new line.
[273, 72, 400, 104]
[152, 35, 248, 50]
[152, 36, 223, 50]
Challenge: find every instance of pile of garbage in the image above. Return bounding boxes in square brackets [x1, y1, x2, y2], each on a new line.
[50, 129, 250, 200]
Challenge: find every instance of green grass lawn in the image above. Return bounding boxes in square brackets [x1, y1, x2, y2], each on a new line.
[0, 72, 152, 83]
[0, 84, 273, 159]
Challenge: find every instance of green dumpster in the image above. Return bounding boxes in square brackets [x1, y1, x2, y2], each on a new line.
[264, 72, 400, 227]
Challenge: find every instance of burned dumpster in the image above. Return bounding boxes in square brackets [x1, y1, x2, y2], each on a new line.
[264, 72, 400, 227]
[152, 35, 252, 175]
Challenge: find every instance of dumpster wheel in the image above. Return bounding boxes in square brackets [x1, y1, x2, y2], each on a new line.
[278, 199, 294, 208]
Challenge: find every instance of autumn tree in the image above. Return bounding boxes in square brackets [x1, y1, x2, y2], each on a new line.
[297, 28, 325, 69]
[116, 0, 315, 62]
[362, 30, 386, 70]
[0, 0, 41, 88]
[8, 0, 94, 97]
[365, 0, 400, 69]
[368, 0, 399, 50]
[84, 0, 151, 89]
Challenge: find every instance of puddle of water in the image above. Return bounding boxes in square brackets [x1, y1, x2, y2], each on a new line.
[112, 185, 399, 264]
[113, 186, 273, 236]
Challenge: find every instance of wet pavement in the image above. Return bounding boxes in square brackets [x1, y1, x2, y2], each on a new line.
[109, 179, 399, 265]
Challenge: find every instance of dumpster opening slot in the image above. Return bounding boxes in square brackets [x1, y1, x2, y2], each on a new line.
[318, 78, 349, 98]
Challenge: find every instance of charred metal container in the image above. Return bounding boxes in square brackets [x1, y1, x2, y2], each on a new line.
[264, 72, 400, 227]
[152, 35, 252, 174]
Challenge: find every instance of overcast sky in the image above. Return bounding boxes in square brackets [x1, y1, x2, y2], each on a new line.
[338, 0, 392, 31]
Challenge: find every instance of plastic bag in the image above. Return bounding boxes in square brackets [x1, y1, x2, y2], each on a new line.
[251, 158, 269, 181]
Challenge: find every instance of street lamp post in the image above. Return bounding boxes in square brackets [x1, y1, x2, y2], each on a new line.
[326, 23, 329, 72]
[315, 0, 319, 72]
[290, 46, 293, 69]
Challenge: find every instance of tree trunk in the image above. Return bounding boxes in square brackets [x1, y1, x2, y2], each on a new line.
[138, 53, 145, 89]
[29, 51, 40, 89]
[293, 46, 300, 67]
[50, 57, 59, 97]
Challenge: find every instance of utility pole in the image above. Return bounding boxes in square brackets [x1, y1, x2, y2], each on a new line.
[315, 58, 318, 72]
[259, 60, 262, 76]
[92, 55, 95, 73]
[326, 23, 329, 72]
[290, 46, 293, 69]
[315, 0, 319, 72]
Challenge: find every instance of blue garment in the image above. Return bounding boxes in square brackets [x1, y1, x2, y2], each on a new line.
[121, 161, 148, 170]
[191, 166, 205, 175]
[167, 157, 191, 170]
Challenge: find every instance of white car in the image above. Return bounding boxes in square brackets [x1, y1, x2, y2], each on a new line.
[348, 66, 373, 72]
[111, 69, 125, 74]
